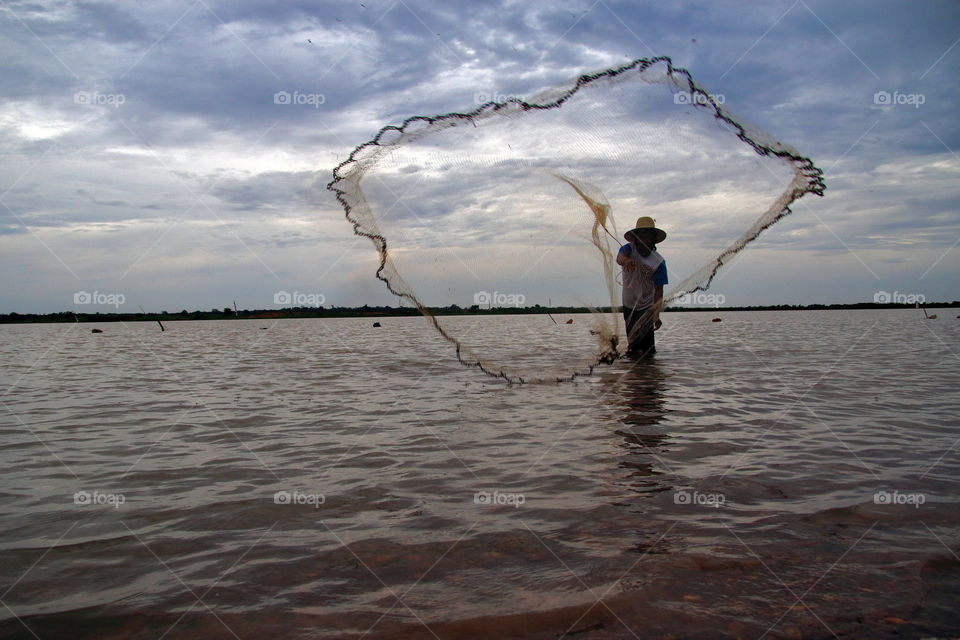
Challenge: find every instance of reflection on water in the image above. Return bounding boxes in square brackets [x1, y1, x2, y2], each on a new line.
[0, 311, 958, 639]
[610, 361, 672, 500]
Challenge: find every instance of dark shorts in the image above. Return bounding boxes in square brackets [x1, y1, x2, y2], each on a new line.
[622, 306, 655, 357]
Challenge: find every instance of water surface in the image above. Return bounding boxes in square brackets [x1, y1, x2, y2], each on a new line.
[1, 310, 957, 638]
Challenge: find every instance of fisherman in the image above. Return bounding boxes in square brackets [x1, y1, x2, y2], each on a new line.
[616, 216, 667, 357]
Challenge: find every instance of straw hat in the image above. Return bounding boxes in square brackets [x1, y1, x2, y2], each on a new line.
[624, 216, 666, 243]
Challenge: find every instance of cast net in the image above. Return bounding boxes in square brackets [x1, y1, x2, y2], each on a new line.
[328, 56, 824, 383]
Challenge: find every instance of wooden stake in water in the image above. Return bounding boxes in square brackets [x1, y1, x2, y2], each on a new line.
[139, 304, 165, 331]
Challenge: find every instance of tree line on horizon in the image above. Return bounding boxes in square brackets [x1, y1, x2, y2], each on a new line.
[1, 301, 957, 324]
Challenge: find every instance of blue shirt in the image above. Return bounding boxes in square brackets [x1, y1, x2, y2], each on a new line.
[619, 243, 668, 285]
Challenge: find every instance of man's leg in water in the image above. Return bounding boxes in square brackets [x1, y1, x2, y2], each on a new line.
[622, 306, 655, 357]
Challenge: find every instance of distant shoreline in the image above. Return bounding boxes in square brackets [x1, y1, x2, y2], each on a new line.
[1, 302, 957, 324]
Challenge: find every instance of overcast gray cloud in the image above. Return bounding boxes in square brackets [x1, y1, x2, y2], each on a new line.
[1, 0, 957, 313]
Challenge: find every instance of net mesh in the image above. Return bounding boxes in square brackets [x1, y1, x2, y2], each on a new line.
[328, 56, 825, 383]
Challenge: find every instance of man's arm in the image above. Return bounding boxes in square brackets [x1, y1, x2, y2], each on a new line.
[653, 284, 663, 329]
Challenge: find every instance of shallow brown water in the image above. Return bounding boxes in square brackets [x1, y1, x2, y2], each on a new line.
[0, 310, 958, 639]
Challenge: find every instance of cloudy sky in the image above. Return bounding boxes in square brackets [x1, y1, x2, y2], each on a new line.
[1, 0, 957, 313]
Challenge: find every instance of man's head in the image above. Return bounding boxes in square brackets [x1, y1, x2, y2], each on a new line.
[624, 216, 666, 248]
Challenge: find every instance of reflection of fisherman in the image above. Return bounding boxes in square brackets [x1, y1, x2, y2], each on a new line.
[616, 217, 667, 357]
[615, 361, 668, 483]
